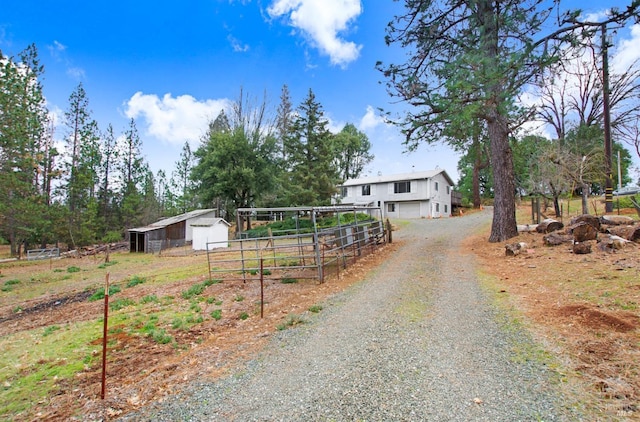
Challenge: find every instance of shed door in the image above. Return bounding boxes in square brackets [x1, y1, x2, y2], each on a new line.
[399, 202, 421, 219]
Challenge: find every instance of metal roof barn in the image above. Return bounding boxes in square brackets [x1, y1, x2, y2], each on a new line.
[128, 209, 217, 253]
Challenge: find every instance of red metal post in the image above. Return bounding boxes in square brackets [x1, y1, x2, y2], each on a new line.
[101, 273, 110, 400]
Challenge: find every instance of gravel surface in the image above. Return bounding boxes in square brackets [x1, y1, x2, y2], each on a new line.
[122, 210, 580, 421]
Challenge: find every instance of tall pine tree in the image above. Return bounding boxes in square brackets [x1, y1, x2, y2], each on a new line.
[284, 89, 338, 206]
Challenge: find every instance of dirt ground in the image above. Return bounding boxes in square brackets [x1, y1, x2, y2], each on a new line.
[466, 213, 640, 420]
[1, 209, 639, 421]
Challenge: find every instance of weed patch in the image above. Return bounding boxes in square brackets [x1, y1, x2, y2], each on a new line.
[182, 282, 207, 300]
[42, 325, 60, 337]
[66, 266, 81, 273]
[308, 305, 323, 313]
[126, 276, 146, 288]
[88, 285, 121, 301]
[140, 294, 159, 304]
[110, 297, 136, 311]
[276, 313, 305, 330]
[281, 277, 298, 284]
[97, 261, 118, 269]
[210, 309, 222, 320]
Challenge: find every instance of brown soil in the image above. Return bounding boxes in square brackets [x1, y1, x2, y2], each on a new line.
[466, 216, 640, 419]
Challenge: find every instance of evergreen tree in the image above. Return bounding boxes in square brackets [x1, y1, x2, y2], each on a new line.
[0, 45, 49, 255]
[171, 141, 195, 213]
[276, 84, 293, 161]
[118, 118, 147, 228]
[63, 83, 101, 247]
[96, 123, 119, 238]
[284, 89, 339, 206]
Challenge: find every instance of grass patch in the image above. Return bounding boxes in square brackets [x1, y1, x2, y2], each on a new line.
[276, 313, 305, 330]
[203, 278, 221, 287]
[140, 294, 159, 304]
[210, 309, 222, 320]
[66, 266, 81, 273]
[110, 297, 136, 311]
[42, 325, 60, 337]
[234, 295, 244, 302]
[0, 320, 102, 419]
[308, 304, 323, 313]
[1, 279, 21, 292]
[239, 312, 249, 320]
[140, 321, 173, 344]
[97, 260, 118, 269]
[126, 275, 146, 288]
[182, 282, 207, 300]
[88, 285, 121, 301]
[281, 277, 298, 284]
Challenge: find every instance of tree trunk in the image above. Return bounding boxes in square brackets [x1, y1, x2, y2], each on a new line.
[536, 218, 564, 234]
[580, 183, 589, 215]
[487, 113, 518, 242]
[606, 225, 640, 241]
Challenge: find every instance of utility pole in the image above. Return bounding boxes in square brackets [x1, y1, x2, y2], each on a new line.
[602, 23, 614, 213]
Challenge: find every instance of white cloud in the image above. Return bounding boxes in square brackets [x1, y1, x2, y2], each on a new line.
[612, 24, 640, 73]
[267, 0, 362, 67]
[358, 105, 384, 131]
[125, 92, 232, 145]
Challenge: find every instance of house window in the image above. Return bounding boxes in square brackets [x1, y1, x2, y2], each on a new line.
[362, 184, 371, 196]
[341, 187, 348, 198]
[446, 186, 450, 194]
[394, 181, 411, 193]
[435, 203, 440, 212]
[435, 181, 439, 191]
[445, 204, 448, 213]
[387, 203, 396, 212]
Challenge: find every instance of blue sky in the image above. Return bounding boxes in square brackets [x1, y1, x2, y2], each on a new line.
[1, 0, 639, 185]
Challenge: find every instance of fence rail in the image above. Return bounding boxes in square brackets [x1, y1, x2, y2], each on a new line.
[27, 248, 60, 261]
[206, 206, 388, 283]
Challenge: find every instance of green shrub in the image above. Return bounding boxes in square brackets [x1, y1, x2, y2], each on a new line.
[102, 231, 122, 243]
[67, 266, 81, 273]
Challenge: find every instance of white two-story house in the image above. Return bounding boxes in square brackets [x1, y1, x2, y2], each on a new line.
[338, 169, 455, 219]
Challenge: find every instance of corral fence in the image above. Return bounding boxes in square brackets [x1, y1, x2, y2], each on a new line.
[205, 206, 389, 283]
[27, 248, 60, 261]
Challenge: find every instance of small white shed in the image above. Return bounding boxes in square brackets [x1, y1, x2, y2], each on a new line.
[191, 218, 230, 250]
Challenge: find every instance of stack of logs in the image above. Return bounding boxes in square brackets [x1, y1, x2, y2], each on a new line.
[513, 215, 640, 255]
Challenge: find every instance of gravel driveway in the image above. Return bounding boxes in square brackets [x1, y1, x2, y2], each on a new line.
[122, 209, 579, 421]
